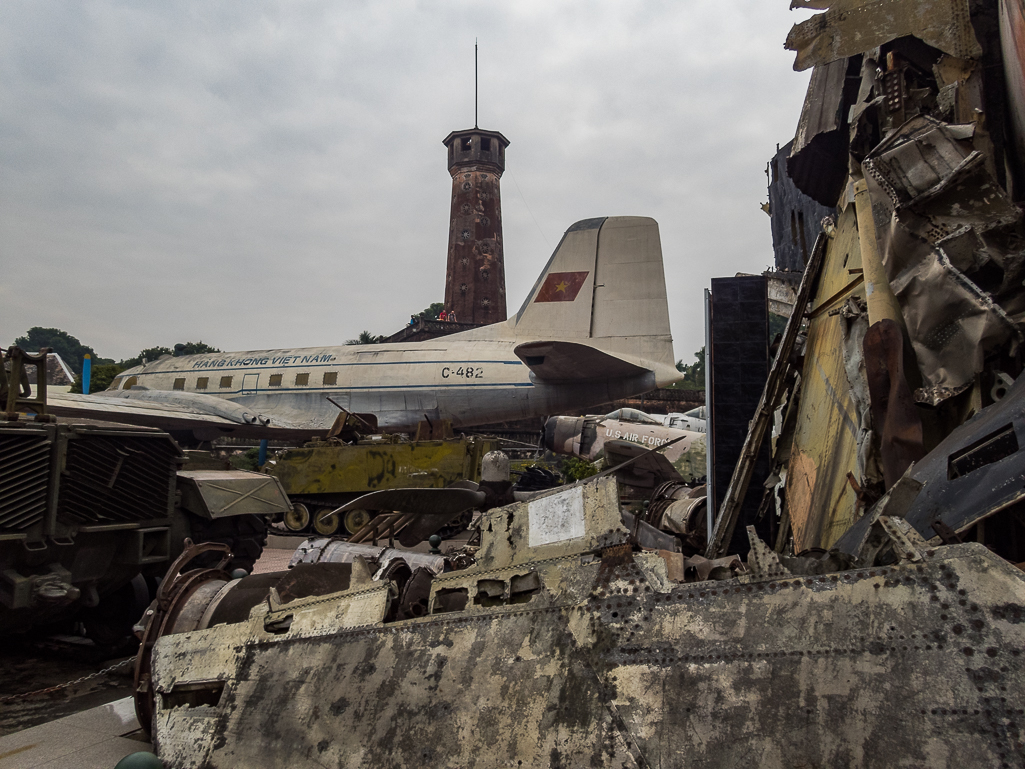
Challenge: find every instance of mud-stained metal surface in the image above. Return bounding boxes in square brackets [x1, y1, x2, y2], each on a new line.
[267, 437, 496, 499]
[148, 476, 1025, 768]
[786, 0, 982, 72]
[786, 205, 866, 551]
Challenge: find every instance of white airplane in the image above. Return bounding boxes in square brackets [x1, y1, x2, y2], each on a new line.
[49, 216, 681, 440]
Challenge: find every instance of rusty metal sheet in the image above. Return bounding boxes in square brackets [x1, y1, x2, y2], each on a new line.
[860, 116, 1025, 405]
[786, 205, 866, 551]
[1000, 0, 1025, 181]
[786, 0, 982, 72]
[863, 319, 926, 488]
[788, 57, 851, 206]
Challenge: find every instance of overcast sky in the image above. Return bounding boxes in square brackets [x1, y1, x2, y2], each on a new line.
[1, 1, 813, 367]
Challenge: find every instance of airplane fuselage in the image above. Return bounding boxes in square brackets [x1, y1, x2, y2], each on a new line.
[111, 338, 657, 432]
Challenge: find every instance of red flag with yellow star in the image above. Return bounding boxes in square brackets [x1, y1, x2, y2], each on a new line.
[534, 271, 590, 302]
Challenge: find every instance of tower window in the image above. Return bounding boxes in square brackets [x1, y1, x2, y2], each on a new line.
[481, 137, 491, 152]
[461, 137, 472, 151]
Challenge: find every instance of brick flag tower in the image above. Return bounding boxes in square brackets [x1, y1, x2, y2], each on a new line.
[442, 128, 511, 324]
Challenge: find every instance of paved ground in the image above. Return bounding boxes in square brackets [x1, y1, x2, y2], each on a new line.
[0, 544, 300, 767]
[0, 534, 469, 766]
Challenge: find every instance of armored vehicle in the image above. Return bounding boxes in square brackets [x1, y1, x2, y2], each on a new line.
[1, 347, 291, 642]
[263, 434, 499, 536]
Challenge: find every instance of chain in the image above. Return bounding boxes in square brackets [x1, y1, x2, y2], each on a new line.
[0, 658, 134, 704]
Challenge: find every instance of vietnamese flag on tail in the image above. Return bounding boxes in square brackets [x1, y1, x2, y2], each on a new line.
[534, 271, 590, 302]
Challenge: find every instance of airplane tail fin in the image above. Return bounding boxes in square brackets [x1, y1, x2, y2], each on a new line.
[507, 216, 680, 386]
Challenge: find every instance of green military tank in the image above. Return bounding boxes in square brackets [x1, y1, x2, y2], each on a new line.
[262, 431, 500, 537]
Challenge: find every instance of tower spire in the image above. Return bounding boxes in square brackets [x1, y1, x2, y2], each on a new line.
[474, 40, 478, 129]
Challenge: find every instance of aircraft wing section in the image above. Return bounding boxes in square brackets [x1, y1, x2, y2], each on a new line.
[514, 341, 650, 382]
[47, 392, 327, 442]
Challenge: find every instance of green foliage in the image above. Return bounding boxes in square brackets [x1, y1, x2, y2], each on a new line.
[418, 302, 444, 321]
[561, 456, 599, 482]
[673, 347, 706, 390]
[13, 327, 97, 374]
[118, 341, 220, 369]
[70, 363, 125, 393]
[345, 331, 386, 345]
[229, 448, 262, 471]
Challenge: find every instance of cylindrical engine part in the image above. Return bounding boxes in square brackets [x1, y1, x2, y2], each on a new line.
[481, 451, 510, 483]
[289, 538, 447, 575]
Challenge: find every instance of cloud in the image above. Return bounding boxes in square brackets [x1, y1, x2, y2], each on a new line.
[0, 0, 812, 366]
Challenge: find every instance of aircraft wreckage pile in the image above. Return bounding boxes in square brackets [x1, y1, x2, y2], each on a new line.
[6, 0, 1025, 764]
[128, 0, 1025, 764]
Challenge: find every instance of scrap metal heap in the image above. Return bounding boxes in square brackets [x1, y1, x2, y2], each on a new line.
[137, 474, 1025, 767]
[131, 0, 1025, 764]
[710, 0, 1025, 564]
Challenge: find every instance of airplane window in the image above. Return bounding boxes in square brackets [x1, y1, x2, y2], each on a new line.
[219, 376, 232, 389]
[173, 378, 185, 391]
[196, 377, 209, 390]
[109, 377, 124, 390]
[323, 372, 337, 386]
[295, 373, 309, 386]
[123, 376, 138, 389]
[269, 374, 283, 387]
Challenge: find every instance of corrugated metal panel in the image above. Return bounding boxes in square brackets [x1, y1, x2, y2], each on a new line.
[0, 431, 51, 533]
[56, 433, 178, 525]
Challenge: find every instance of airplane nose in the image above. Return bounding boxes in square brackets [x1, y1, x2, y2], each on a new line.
[544, 416, 583, 455]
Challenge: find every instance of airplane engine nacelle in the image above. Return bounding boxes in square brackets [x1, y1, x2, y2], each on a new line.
[544, 416, 598, 459]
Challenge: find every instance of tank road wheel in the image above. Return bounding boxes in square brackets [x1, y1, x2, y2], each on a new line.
[284, 503, 311, 532]
[343, 508, 371, 536]
[313, 507, 341, 537]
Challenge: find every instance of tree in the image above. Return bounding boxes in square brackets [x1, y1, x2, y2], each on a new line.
[69, 363, 124, 394]
[674, 347, 706, 390]
[173, 341, 221, 357]
[346, 331, 386, 345]
[418, 302, 444, 321]
[68, 340, 222, 393]
[117, 341, 220, 369]
[13, 327, 99, 373]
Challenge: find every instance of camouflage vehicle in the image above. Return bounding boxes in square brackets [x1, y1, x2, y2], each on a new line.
[262, 434, 499, 537]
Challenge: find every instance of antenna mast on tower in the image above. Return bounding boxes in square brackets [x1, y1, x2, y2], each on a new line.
[474, 40, 478, 128]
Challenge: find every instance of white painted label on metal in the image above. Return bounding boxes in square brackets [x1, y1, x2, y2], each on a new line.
[528, 486, 585, 547]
